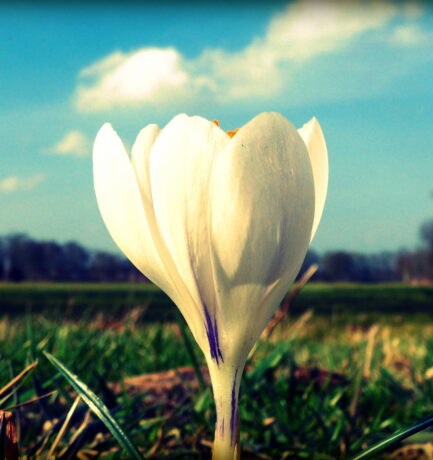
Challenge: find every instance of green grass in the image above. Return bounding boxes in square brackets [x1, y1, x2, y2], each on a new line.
[1, 282, 433, 319]
[2, 284, 433, 458]
[0, 282, 172, 321]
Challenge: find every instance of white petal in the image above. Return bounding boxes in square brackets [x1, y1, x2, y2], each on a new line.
[149, 114, 230, 348]
[130, 122, 205, 332]
[208, 112, 315, 361]
[298, 117, 328, 241]
[131, 124, 161, 201]
[93, 123, 178, 302]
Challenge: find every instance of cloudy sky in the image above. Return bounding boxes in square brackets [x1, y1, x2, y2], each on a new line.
[1, 0, 432, 254]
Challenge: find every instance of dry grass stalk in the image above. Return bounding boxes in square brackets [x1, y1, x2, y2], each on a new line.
[58, 409, 92, 458]
[46, 396, 81, 459]
[263, 264, 318, 339]
[0, 361, 38, 399]
[4, 391, 57, 411]
[363, 325, 379, 378]
[382, 327, 393, 367]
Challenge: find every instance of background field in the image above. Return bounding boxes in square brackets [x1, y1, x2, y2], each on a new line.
[2, 282, 433, 319]
[2, 283, 433, 459]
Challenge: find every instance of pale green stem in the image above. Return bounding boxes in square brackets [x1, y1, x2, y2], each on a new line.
[207, 359, 245, 460]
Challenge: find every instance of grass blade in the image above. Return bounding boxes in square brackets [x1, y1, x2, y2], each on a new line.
[46, 395, 80, 459]
[350, 415, 433, 460]
[43, 351, 143, 460]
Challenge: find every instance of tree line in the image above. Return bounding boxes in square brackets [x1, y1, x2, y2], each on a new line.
[299, 217, 433, 283]
[1, 219, 432, 283]
[0, 234, 145, 282]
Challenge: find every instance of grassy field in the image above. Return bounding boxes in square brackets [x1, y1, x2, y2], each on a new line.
[2, 282, 433, 319]
[2, 283, 433, 458]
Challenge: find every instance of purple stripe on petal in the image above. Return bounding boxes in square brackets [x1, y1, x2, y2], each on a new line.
[213, 314, 224, 363]
[230, 369, 238, 445]
[204, 304, 223, 365]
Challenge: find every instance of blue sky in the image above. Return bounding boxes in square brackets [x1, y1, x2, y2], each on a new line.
[1, 1, 432, 255]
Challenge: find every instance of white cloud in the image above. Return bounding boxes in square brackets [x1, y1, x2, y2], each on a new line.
[389, 24, 428, 46]
[0, 174, 44, 193]
[74, 0, 425, 111]
[192, 1, 401, 101]
[251, 1, 398, 62]
[48, 130, 90, 157]
[76, 48, 189, 111]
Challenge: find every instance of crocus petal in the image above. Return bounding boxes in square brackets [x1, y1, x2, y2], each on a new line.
[130, 122, 205, 333]
[93, 123, 178, 303]
[149, 114, 230, 350]
[206, 112, 315, 362]
[131, 124, 161, 202]
[298, 117, 328, 241]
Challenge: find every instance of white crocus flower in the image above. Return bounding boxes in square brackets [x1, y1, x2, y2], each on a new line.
[93, 112, 328, 460]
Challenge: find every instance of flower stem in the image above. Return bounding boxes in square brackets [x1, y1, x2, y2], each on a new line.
[208, 361, 243, 460]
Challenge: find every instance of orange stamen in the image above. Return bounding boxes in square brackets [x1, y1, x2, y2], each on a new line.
[212, 119, 239, 138]
[227, 128, 239, 138]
